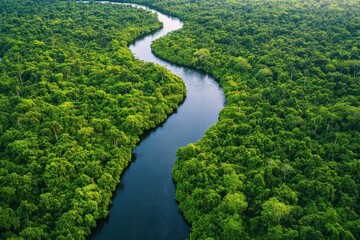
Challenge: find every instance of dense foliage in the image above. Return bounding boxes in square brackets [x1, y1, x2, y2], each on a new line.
[0, 0, 185, 239]
[121, 0, 360, 239]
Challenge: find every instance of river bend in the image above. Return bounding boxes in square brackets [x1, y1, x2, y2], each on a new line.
[91, 3, 225, 240]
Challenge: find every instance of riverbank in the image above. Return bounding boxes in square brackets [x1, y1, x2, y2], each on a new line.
[90, 3, 224, 240]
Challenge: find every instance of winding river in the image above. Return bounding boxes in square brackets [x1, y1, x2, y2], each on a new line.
[91, 3, 225, 240]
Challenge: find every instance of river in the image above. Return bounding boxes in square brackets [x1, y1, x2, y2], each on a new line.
[90, 3, 225, 240]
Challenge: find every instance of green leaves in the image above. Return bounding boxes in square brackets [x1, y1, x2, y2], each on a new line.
[0, 1, 186, 239]
[148, 0, 360, 239]
[256, 68, 273, 81]
[194, 48, 211, 65]
[261, 197, 293, 225]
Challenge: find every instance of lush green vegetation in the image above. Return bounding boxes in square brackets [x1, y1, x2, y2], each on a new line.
[1, 0, 359, 239]
[120, 0, 359, 239]
[0, 0, 185, 239]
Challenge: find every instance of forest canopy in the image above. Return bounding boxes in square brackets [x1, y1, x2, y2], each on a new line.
[120, 0, 360, 239]
[0, 0, 185, 239]
[1, 0, 359, 239]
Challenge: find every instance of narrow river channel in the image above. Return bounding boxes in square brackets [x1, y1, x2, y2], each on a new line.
[91, 3, 225, 240]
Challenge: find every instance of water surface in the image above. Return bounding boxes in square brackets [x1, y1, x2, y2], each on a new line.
[91, 3, 224, 240]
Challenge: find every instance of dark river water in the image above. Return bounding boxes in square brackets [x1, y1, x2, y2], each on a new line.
[91, 3, 225, 240]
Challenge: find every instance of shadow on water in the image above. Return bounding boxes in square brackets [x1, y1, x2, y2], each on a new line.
[90, 151, 136, 233]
